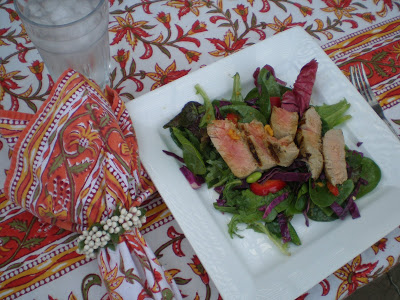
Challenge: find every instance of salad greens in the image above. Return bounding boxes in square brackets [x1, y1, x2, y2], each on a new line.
[163, 61, 381, 255]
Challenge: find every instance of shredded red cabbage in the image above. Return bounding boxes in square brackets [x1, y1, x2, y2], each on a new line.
[330, 202, 344, 218]
[214, 185, 224, 194]
[258, 168, 280, 183]
[245, 98, 258, 106]
[218, 100, 232, 107]
[216, 197, 227, 207]
[277, 213, 291, 243]
[270, 171, 311, 182]
[346, 162, 353, 179]
[233, 179, 250, 190]
[163, 150, 185, 163]
[214, 105, 223, 120]
[332, 177, 368, 219]
[259, 192, 289, 219]
[359, 177, 369, 185]
[303, 198, 310, 227]
[180, 166, 205, 189]
[286, 159, 308, 170]
[302, 210, 310, 227]
[348, 199, 360, 219]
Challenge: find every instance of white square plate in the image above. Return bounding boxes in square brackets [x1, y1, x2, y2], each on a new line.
[126, 27, 400, 300]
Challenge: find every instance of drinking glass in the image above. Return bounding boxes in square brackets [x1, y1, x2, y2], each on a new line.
[14, 0, 111, 89]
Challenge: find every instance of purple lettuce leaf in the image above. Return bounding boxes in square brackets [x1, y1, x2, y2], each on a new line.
[281, 59, 318, 117]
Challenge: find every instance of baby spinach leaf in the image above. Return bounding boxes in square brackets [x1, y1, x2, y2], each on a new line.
[309, 179, 354, 208]
[357, 157, 381, 198]
[220, 105, 267, 124]
[288, 222, 301, 246]
[274, 187, 294, 212]
[172, 127, 206, 175]
[244, 87, 259, 101]
[265, 220, 301, 246]
[183, 128, 201, 152]
[346, 150, 381, 198]
[307, 203, 338, 222]
[257, 68, 281, 122]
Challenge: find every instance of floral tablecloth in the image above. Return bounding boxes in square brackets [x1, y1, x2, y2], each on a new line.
[1, 0, 400, 299]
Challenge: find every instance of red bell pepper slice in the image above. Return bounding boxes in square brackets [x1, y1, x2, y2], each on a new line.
[250, 179, 286, 196]
[226, 112, 239, 124]
[270, 96, 281, 108]
[327, 181, 339, 196]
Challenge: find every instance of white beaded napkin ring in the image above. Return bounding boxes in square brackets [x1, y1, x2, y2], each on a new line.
[76, 206, 146, 258]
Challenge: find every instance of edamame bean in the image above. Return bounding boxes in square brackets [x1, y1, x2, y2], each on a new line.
[246, 171, 262, 183]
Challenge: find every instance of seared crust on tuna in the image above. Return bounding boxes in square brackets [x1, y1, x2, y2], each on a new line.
[270, 106, 299, 141]
[323, 129, 347, 186]
[240, 121, 278, 170]
[207, 120, 258, 178]
[296, 129, 323, 178]
[296, 107, 323, 179]
[299, 107, 322, 134]
[267, 135, 299, 167]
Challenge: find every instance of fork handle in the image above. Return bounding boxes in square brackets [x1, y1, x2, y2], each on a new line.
[381, 116, 400, 141]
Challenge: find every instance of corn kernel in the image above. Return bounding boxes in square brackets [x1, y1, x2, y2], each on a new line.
[228, 129, 240, 140]
[264, 124, 274, 136]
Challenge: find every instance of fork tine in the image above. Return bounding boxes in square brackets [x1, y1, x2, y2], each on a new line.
[349, 66, 358, 88]
[354, 65, 367, 100]
[351, 65, 368, 101]
[358, 63, 376, 104]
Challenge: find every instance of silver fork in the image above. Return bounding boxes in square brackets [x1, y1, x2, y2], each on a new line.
[349, 63, 400, 141]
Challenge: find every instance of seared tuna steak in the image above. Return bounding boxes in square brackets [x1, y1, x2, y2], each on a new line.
[207, 120, 258, 178]
[296, 107, 323, 179]
[240, 121, 278, 170]
[270, 106, 299, 140]
[322, 129, 347, 186]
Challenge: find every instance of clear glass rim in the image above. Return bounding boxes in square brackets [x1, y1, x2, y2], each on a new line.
[14, 0, 106, 28]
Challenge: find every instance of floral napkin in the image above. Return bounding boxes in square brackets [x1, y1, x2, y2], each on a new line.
[1, 69, 182, 299]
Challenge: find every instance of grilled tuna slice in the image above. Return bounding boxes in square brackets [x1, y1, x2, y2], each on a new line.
[323, 129, 347, 186]
[266, 135, 299, 167]
[270, 106, 299, 140]
[298, 107, 321, 134]
[240, 121, 278, 170]
[207, 120, 258, 178]
[296, 107, 323, 179]
[296, 129, 323, 178]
